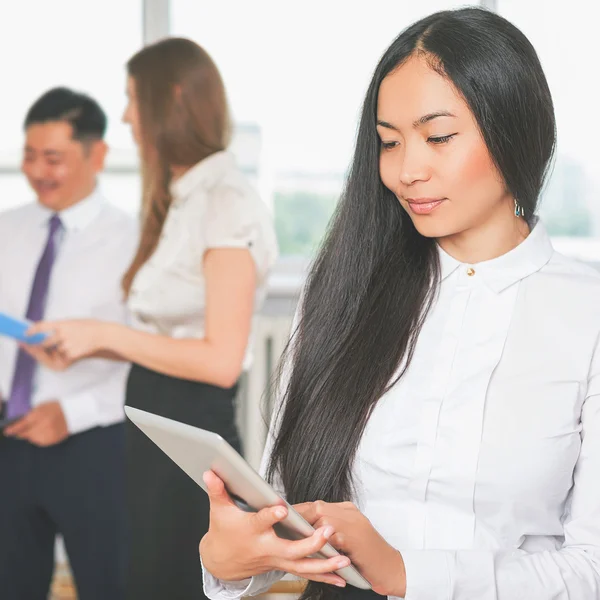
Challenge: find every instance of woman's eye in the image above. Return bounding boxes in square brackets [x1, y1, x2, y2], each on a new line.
[428, 134, 457, 145]
[381, 141, 399, 150]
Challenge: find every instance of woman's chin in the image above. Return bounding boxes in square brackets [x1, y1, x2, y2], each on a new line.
[410, 216, 458, 240]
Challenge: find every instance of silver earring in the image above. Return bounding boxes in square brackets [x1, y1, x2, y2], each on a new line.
[514, 198, 525, 218]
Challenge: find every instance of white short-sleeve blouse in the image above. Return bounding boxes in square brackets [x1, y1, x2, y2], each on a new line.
[128, 151, 278, 370]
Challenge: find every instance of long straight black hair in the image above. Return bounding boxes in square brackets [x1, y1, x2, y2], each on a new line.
[267, 8, 555, 600]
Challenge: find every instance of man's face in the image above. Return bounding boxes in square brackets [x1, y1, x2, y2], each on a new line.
[21, 121, 107, 211]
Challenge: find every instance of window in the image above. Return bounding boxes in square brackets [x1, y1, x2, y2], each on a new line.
[497, 1, 600, 247]
[0, 0, 143, 214]
[172, 0, 469, 257]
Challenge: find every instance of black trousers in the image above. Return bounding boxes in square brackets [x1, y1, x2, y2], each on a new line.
[0, 423, 127, 600]
[125, 364, 241, 600]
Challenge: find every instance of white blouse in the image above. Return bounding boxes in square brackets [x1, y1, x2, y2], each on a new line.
[128, 151, 278, 370]
[204, 221, 600, 599]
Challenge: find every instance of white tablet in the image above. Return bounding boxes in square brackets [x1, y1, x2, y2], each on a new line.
[125, 406, 371, 590]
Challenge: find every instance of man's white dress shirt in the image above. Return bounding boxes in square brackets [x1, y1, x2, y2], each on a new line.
[0, 189, 138, 434]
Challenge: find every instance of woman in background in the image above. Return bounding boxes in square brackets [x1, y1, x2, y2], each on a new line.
[26, 38, 278, 600]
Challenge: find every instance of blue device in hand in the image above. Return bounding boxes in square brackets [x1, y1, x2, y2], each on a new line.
[0, 313, 49, 345]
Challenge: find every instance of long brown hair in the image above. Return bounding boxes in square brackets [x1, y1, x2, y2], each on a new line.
[122, 37, 232, 294]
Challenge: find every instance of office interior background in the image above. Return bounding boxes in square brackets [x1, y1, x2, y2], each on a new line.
[2, 1, 598, 597]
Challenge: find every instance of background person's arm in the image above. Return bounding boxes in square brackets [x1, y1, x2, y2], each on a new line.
[26, 248, 256, 388]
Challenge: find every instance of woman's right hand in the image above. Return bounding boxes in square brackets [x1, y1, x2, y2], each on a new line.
[199, 470, 351, 587]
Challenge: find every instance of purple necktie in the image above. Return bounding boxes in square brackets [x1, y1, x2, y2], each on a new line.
[6, 214, 63, 419]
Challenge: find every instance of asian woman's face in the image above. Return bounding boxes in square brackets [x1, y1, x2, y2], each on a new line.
[377, 54, 513, 241]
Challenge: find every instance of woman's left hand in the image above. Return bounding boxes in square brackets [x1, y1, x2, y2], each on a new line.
[294, 501, 406, 597]
[22, 319, 112, 370]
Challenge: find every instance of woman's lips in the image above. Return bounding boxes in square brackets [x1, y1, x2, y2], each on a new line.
[406, 198, 446, 215]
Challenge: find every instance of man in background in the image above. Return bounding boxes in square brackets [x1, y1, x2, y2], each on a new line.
[0, 87, 137, 600]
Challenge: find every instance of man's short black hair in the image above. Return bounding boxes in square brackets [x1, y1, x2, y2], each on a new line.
[24, 87, 107, 142]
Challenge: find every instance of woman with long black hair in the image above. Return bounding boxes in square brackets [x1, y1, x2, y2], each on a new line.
[200, 7, 600, 600]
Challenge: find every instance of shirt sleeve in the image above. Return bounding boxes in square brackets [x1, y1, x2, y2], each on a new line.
[57, 358, 130, 434]
[203, 184, 278, 283]
[202, 563, 286, 600]
[397, 336, 600, 600]
[201, 304, 302, 600]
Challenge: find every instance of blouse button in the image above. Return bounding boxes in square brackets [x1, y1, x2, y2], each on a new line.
[466, 267, 476, 277]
